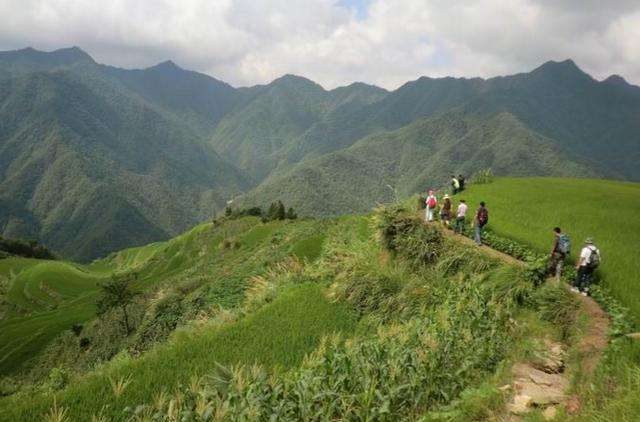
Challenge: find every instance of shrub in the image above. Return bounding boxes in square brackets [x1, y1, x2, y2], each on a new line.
[373, 204, 443, 266]
[96, 273, 139, 335]
[47, 367, 69, 391]
[71, 324, 83, 336]
[531, 283, 579, 338]
[471, 168, 494, 185]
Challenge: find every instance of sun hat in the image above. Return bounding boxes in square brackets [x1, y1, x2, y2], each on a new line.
[443, 194, 450, 199]
[584, 237, 594, 244]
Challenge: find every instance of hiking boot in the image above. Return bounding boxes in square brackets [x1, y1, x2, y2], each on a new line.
[570, 287, 579, 293]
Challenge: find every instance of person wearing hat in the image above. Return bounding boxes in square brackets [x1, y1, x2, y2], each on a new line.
[425, 190, 438, 222]
[440, 194, 452, 227]
[572, 237, 601, 296]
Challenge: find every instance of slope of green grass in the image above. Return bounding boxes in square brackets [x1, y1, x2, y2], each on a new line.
[0, 217, 331, 378]
[460, 177, 640, 319]
[0, 258, 105, 375]
[1, 283, 357, 421]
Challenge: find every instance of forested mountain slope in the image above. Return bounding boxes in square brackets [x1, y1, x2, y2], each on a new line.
[0, 48, 250, 261]
[1, 47, 638, 259]
[236, 112, 602, 215]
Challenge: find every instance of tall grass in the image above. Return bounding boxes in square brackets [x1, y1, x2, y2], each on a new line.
[1, 283, 357, 421]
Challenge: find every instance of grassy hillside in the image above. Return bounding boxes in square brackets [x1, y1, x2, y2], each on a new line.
[0, 205, 566, 420]
[0, 215, 335, 378]
[0, 259, 104, 375]
[1, 196, 639, 420]
[460, 177, 640, 320]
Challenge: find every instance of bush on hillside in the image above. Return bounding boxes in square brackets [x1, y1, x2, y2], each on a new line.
[221, 202, 298, 223]
[0, 236, 56, 260]
[531, 283, 579, 339]
[374, 204, 443, 266]
[471, 168, 493, 184]
[96, 273, 139, 335]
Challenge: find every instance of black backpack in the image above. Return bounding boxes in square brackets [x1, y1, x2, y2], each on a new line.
[587, 246, 600, 268]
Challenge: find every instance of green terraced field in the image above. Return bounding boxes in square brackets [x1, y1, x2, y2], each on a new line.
[1, 283, 357, 421]
[0, 259, 105, 375]
[0, 217, 331, 377]
[459, 177, 640, 320]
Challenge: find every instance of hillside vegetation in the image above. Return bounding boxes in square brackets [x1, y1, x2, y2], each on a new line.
[2, 183, 640, 419]
[0, 201, 577, 421]
[2, 47, 640, 260]
[459, 177, 640, 320]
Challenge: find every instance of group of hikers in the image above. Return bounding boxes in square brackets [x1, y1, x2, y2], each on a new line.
[423, 177, 601, 297]
[423, 176, 488, 247]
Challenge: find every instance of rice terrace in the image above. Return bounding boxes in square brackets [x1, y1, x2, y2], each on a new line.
[1, 1, 640, 421]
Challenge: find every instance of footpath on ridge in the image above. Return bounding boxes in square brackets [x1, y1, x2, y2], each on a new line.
[422, 219, 611, 419]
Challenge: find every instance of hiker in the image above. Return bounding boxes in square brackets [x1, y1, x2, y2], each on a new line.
[451, 175, 460, 195]
[458, 174, 465, 191]
[572, 238, 601, 296]
[440, 194, 452, 227]
[454, 199, 468, 233]
[425, 190, 438, 222]
[549, 227, 570, 281]
[473, 201, 488, 245]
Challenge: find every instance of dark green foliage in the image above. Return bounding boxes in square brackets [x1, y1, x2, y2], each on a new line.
[374, 204, 443, 266]
[130, 292, 185, 354]
[96, 273, 138, 335]
[0, 236, 55, 260]
[70, 324, 83, 336]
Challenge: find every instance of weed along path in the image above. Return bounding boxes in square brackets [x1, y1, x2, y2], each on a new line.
[422, 220, 611, 419]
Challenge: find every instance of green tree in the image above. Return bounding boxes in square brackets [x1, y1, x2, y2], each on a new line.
[275, 201, 286, 220]
[96, 273, 138, 335]
[286, 207, 297, 220]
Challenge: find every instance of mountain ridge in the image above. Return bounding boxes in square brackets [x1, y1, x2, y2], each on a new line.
[1, 46, 639, 260]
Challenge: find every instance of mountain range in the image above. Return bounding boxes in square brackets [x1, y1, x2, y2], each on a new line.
[1, 46, 639, 260]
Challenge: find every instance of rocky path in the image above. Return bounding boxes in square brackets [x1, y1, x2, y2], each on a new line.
[425, 220, 611, 420]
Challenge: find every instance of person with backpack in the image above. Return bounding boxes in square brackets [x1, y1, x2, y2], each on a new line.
[473, 202, 488, 245]
[440, 194, 452, 227]
[451, 175, 460, 195]
[458, 174, 465, 191]
[425, 190, 438, 222]
[572, 238, 601, 296]
[454, 199, 468, 233]
[549, 227, 570, 281]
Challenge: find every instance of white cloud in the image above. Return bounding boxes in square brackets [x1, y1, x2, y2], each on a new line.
[0, 0, 639, 89]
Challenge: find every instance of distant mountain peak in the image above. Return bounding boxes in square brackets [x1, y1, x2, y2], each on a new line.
[603, 74, 629, 86]
[269, 74, 325, 92]
[153, 60, 181, 70]
[532, 58, 588, 77]
[0, 46, 95, 65]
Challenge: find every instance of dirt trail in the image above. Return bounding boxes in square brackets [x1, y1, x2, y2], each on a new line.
[424, 219, 611, 419]
[432, 222, 524, 267]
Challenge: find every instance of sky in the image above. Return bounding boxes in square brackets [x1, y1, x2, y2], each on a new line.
[1, 0, 639, 89]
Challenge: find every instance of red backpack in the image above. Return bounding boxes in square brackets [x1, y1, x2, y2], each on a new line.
[426, 196, 437, 209]
[477, 207, 489, 226]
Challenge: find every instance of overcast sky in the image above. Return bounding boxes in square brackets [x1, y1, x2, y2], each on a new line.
[1, 0, 639, 89]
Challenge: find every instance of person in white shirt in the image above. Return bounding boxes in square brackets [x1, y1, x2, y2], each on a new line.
[571, 237, 601, 296]
[454, 199, 468, 233]
[425, 190, 438, 222]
